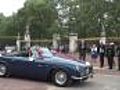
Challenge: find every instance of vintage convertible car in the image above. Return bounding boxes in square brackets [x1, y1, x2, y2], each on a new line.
[0, 48, 93, 87]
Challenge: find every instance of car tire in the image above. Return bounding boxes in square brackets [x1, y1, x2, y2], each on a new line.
[0, 63, 7, 77]
[52, 70, 72, 87]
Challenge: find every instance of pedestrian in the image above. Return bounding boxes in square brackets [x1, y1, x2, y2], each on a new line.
[91, 44, 98, 64]
[79, 40, 87, 61]
[99, 43, 105, 68]
[106, 43, 115, 69]
[117, 44, 120, 71]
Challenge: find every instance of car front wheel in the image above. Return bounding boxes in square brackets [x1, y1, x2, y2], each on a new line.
[0, 64, 7, 77]
[52, 70, 72, 87]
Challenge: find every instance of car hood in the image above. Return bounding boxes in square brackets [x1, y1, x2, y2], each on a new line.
[50, 56, 87, 67]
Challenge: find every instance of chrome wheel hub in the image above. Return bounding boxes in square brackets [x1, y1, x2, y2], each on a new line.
[0, 64, 6, 76]
[55, 71, 67, 85]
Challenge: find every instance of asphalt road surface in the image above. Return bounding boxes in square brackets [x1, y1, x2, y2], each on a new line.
[0, 73, 120, 90]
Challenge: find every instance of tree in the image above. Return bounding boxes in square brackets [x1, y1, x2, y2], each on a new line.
[0, 0, 120, 39]
[16, 0, 58, 39]
[0, 0, 58, 39]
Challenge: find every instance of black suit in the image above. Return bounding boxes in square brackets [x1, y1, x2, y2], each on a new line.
[79, 42, 86, 61]
[106, 45, 115, 69]
[99, 45, 105, 68]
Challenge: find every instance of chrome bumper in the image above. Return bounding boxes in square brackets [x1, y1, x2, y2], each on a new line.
[71, 73, 93, 80]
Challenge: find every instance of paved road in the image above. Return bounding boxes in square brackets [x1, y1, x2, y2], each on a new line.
[0, 74, 120, 90]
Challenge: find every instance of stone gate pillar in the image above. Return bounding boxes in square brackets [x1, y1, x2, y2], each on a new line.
[99, 37, 106, 45]
[24, 24, 31, 49]
[69, 33, 78, 53]
[52, 34, 60, 49]
[16, 33, 21, 52]
[99, 23, 106, 45]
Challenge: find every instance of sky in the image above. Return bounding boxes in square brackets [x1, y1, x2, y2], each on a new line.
[0, 0, 26, 16]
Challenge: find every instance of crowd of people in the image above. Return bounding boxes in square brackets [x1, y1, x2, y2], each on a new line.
[79, 41, 120, 71]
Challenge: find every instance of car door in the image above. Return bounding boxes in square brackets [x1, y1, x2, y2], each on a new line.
[27, 58, 50, 80]
[9, 57, 31, 76]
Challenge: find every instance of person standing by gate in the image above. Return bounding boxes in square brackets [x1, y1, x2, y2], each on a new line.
[91, 44, 98, 64]
[106, 43, 115, 69]
[79, 40, 87, 61]
[99, 43, 105, 68]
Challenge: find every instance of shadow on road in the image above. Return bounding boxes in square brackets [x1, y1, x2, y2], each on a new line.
[1, 75, 95, 88]
[70, 80, 95, 88]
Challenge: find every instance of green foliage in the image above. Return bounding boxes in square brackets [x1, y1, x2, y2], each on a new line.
[0, 0, 58, 39]
[57, 0, 120, 38]
[0, 0, 120, 39]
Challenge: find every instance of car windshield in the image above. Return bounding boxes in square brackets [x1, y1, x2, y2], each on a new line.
[41, 48, 53, 57]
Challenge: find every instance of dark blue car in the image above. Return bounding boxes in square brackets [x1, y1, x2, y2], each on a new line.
[0, 48, 93, 87]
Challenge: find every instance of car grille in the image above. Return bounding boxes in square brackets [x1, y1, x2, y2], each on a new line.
[86, 67, 90, 74]
[79, 67, 91, 76]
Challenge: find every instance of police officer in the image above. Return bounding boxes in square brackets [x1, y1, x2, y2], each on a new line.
[117, 44, 120, 71]
[99, 43, 105, 68]
[106, 43, 115, 69]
